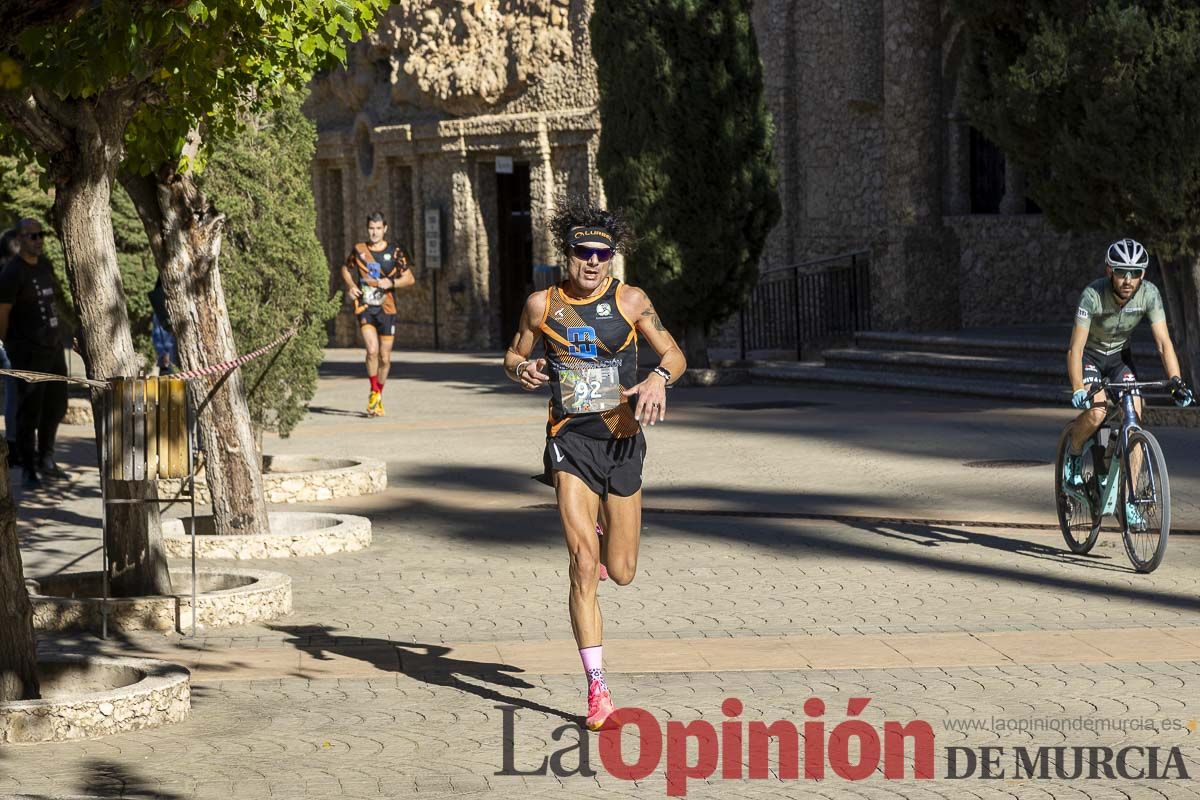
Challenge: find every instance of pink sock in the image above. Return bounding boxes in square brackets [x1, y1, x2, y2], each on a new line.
[580, 645, 606, 691]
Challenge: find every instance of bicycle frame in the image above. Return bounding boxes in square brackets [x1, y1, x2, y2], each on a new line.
[1066, 380, 1166, 519]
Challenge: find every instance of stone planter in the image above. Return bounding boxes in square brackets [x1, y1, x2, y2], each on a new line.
[158, 455, 386, 504]
[0, 655, 190, 743]
[62, 397, 93, 426]
[27, 567, 291, 633]
[161, 511, 372, 559]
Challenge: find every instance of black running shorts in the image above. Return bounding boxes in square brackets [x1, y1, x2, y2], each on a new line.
[358, 306, 397, 337]
[538, 430, 647, 499]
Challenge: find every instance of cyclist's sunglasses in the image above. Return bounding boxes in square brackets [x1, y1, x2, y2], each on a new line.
[1113, 267, 1145, 281]
[572, 244, 613, 263]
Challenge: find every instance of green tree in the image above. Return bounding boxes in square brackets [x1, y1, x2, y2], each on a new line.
[198, 89, 336, 438]
[0, 156, 157, 356]
[2, 88, 334, 438]
[955, 0, 1200, 383]
[591, 0, 780, 367]
[0, 0, 384, 595]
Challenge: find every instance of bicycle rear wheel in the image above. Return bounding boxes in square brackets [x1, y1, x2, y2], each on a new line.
[1120, 429, 1170, 573]
[1055, 426, 1101, 554]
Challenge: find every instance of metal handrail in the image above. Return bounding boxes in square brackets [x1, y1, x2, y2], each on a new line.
[739, 250, 872, 360]
[759, 250, 870, 275]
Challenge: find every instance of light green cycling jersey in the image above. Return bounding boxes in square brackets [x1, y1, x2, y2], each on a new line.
[1074, 277, 1166, 356]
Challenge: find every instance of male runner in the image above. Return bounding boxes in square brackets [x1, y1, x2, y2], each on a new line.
[1064, 238, 1193, 525]
[503, 198, 686, 730]
[341, 212, 414, 416]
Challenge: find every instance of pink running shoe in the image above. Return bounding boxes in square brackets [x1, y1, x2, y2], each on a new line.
[596, 523, 608, 581]
[586, 679, 616, 731]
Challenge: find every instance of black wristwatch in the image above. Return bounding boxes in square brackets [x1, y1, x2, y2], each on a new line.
[652, 366, 672, 385]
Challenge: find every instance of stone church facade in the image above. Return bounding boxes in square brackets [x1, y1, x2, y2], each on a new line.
[310, 1, 1109, 350]
[749, 0, 1109, 332]
[307, 0, 612, 349]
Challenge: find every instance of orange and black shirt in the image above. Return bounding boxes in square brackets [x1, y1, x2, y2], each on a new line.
[539, 277, 641, 439]
[346, 241, 409, 315]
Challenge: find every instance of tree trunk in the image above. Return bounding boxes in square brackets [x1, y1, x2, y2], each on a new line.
[121, 168, 270, 537]
[51, 121, 172, 598]
[0, 443, 39, 702]
[682, 321, 711, 370]
[1163, 255, 1200, 387]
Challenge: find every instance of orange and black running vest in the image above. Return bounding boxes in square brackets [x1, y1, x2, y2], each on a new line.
[539, 277, 641, 439]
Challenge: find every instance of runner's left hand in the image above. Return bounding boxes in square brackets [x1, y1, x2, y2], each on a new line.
[622, 373, 667, 426]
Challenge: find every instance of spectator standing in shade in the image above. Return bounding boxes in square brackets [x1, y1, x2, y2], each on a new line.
[148, 277, 178, 375]
[0, 219, 71, 487]
[0, 227, 20, 465]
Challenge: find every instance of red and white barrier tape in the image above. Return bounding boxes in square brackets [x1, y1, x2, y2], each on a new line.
[171, 326, 298, 381]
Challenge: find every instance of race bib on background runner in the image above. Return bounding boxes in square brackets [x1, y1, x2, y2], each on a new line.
[559, 365, 620, 414]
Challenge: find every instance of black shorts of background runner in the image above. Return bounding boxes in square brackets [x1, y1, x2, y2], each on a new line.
[537, 430, 646, 499]
[1082, 347, 1138, 396]
[357, 306, 397, 337]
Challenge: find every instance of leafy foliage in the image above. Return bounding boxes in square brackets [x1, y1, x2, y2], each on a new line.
[197, 90, 336, 437]
[1, 89, 334, 435]
[2, 0, 386, 173]
[954, 0, 1200, 259]
[591, 0, 780, 335]
[0, 156, 155, 354]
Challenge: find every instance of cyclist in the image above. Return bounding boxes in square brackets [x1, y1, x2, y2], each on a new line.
[1064, 238, 1194, 525]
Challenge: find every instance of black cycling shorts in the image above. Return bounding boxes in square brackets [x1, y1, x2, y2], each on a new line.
[1082, 348, 1138, 395]
[357, 306, 397, 337]
[537, 429, 646, 499]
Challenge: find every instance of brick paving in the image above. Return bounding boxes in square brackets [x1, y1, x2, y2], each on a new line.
[5, 350, 1200, 798]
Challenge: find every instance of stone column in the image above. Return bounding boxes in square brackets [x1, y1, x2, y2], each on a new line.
[530, 115, 558, 269]
[875, 0, 960, 331]
[999, 159, 1027, 215]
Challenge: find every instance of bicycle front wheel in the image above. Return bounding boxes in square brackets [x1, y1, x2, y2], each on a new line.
[1055, 426, 1101, 554]
[1120, 429, 1171, 573]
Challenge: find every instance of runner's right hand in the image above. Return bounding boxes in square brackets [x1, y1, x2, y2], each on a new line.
[519, 358, 549, 391]
[1071, 388, 1090, 410]
[347, 286, 362, 300]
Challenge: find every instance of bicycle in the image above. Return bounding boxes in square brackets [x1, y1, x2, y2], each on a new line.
[1054, 379, 1173, 573]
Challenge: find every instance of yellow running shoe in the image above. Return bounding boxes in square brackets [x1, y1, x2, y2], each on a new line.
[374, 395, 385, 417]
[367, 390, 381, 416]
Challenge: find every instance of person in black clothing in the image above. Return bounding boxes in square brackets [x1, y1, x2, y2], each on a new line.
[0, 219, 70, 487]
[0, 227, 20, 464]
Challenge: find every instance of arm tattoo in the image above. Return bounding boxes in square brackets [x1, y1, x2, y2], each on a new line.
[641, 304, 667, 332]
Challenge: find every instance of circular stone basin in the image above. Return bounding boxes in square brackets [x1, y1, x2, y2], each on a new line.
[158, 454, 386, 504]
[0, 655, 190, 743]
[161, 511, 371, 559]
[27, 567, 291, 633]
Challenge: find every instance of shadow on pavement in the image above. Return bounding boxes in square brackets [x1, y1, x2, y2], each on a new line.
[366, 464, 1200, 614]
[267, 624, 582, 727]
[0, 758, 187, 799]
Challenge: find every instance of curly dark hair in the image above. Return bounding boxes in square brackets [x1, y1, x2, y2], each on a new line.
[549, 195, 635, 260]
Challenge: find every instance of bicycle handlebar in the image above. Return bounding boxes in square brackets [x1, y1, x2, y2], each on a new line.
[1084, 379, 1175, 400]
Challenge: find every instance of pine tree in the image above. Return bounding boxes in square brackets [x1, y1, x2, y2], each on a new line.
[592, 0, 780, 367]
[955, 0, 1200, 383]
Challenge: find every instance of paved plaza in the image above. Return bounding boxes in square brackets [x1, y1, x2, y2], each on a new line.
[4, 349, 1200, 798]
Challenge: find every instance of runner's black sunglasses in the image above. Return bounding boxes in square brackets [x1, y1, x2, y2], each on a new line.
[572, 245, 613, 263]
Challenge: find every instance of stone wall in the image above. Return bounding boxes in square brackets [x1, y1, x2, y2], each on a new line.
[949, 215, 1109, 329]
[308, 0, 602, 349]
[743, 0, 1108, 340]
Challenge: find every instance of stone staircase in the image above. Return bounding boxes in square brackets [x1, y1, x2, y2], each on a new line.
[738, 326, 1197, 424]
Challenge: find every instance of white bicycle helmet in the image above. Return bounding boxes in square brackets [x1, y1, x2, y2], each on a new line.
[1105, 238, 1149, 270]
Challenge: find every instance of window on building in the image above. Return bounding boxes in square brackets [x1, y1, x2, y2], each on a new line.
[969, 127, 1004, 214]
